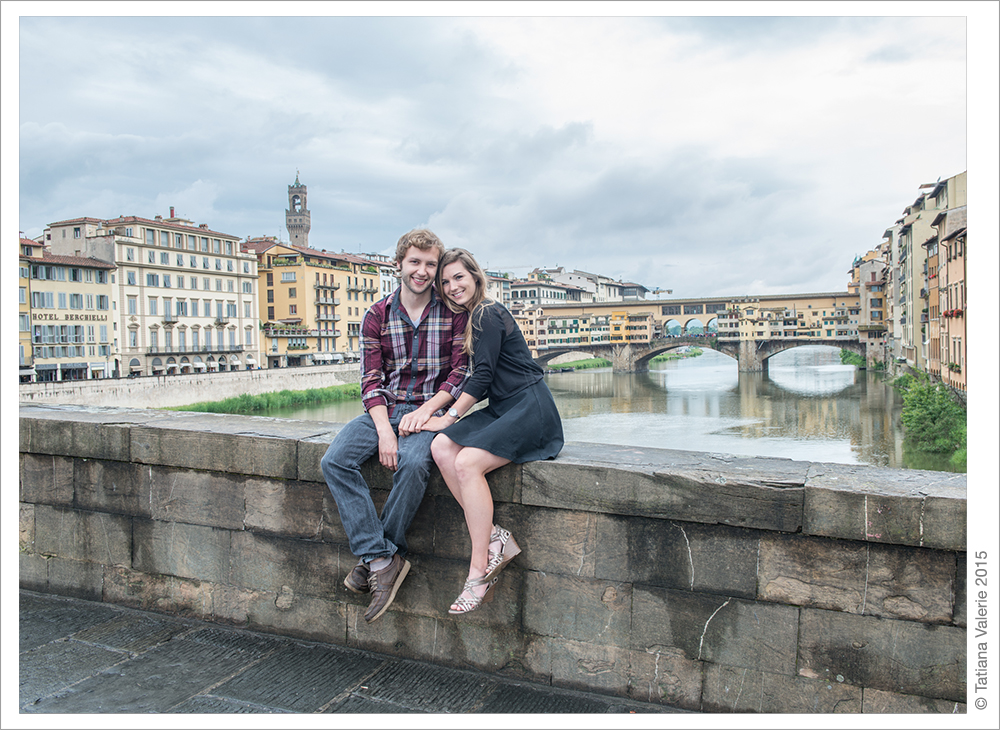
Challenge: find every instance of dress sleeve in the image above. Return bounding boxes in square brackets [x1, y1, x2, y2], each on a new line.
[462, 304, 504, 402]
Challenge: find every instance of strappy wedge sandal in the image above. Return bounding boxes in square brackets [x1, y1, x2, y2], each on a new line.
[447, 575, 499, 615]
[484, 525, 521, 582]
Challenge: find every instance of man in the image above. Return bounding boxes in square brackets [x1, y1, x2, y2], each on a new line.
[321, 229, 469, 623]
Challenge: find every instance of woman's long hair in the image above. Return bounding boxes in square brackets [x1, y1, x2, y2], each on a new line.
[436, 248, 494, 356]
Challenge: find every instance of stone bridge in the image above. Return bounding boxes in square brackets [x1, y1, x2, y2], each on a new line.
[537, 336, 867, 373]
[19, 404, 967, 714]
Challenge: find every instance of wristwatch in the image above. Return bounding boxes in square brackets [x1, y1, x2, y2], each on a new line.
[448, 407, 459, 419]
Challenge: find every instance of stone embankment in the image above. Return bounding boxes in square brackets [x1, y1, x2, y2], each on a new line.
[18, 404, 967, 713]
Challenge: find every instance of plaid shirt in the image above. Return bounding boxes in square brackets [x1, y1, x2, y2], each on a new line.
[360, 288, 470, 413]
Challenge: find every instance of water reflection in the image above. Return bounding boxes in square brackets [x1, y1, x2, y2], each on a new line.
[263, 345, 957, 471]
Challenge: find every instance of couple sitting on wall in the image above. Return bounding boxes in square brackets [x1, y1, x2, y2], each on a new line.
[320, 229, 564, 622]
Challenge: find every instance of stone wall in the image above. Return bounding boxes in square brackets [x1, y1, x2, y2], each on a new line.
[18, 363, 358, 409]
[18, 404, 968, 713]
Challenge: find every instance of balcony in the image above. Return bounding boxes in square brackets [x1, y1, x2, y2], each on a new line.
[215, 316, 230, 326]
[147, 344, 245, 355]
[163, 313, 178, 323]
[314, 282, 341, 290]
[317, 313, 341, 322]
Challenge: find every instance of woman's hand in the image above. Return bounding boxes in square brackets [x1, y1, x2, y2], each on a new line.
[420, 415, 452, 432]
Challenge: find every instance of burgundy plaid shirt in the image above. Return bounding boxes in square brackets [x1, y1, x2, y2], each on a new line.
[360, 288, 470, 414]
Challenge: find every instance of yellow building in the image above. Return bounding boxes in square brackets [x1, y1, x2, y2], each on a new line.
[248, 240, 384, 368]
[23, 247, 117, 381]
[18, 237, 44, 381]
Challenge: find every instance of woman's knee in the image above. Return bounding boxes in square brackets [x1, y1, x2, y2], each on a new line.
[431, 433, 457, 464]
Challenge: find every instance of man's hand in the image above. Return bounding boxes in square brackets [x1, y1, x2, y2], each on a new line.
[377, 428, 399, 471]
[397, 403, 436, 437]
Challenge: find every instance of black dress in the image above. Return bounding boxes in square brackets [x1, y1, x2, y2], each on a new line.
[443, 303, 564, 463]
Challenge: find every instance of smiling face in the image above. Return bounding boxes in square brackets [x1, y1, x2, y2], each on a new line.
[398, 245, 440, 298]
[439, 260, 478, 310]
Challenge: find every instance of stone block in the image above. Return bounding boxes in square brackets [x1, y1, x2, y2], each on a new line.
[862, 688, 966, 713]
[20, 503, 35, 551]
[32, 505, 132, 566]
[19, 552, 49, 592]
[148, 466, 246, 529]
[596, 516, 759, 598]
[523, 635, 631, 698]
[632, 586, 799, 675]
[798, 608, 966, 702]
[702, 664, 862, 713]
[229, 530, 339, 600]
[104, 565, 215, 620]
[348, 603, 529, 674]
[523, 571, 631, 646]
[247, 590, 348, 646]
[627, 647, 703, 711]
[75, 459, 151, 517]
[319, 484, 439, 557]
[19, 415, 130, 461]
[954, 552, 966, 628]
[804, 462, 966, 550]
[133, 518, 232, 584]
[513, 505, 600, 579]
[296, 428, 345, 484]
[523, 444, 805, 532]
[758, 534, 955, 622]
[44, 557, 105, 602]
[19, 453, 74, 505]
[245, 477, 326, 539]
[399, 554, 522, 625]
[131, 424, 297, 479]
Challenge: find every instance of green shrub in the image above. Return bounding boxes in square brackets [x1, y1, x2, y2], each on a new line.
[171, 383, 361, 413]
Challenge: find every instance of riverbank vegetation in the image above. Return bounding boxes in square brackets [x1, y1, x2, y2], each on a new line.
[839, 349, 885, 370]
[170, 383, 361, 414]
[552, 357, 611, 370]
[892, 374, 966, 470]
[651, 347, 703, 363]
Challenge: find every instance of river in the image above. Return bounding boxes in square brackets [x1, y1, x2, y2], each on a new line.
[263, 345, 958, 472]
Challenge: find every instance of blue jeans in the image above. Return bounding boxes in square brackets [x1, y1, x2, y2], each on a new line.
[320, 404, 435, 563]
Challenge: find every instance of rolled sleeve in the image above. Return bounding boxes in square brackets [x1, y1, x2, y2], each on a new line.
[360, 306, 389, 411]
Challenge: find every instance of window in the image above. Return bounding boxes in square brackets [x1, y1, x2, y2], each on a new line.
[148, 298, 158, 316]
[227, 260, 234, 272]
[160, 231, 170, 247]
[281, 272, 296, 282]
[288, 288, 297, 298]
[227, 302, 237, 318]
[215, 258, 222, 270]
[148, 250, 156, 263]
[226, 241, 233, 255]
[149, 329, 158, 348]
[58, 292, 67, 309]
[243, 262, 250, 274]
[163, 275, 172, 288]
[203, 257, 210, 269]
[201, 237, 209, 252]
[190, 255, 197, 268]
[177, 300, 188, 317]
[73, 227, 81, 238]
[176, 276, 184, 289]
[244, 302, 252, 318]
[203, 278, 210, 290]
[213, 239, 221, 253]
[146, 230, 156, 245]
[267, 290, 274, 303]
[175, 234, 184, 248]
[188, 235, 197, 251]
[216, 279, 222, 291]
[19, 287, 26, 304]
[268, 306, 275, 319]
[100, 325, 108, 342]
[289, 305, 297, 315]
[128, 296, 138, 315]
[96, 270, 107, 284]
[191, 300, 199, 317]
[191, 277, 198, 289]
[243, 281, 253, 294]
[177, 254, 185, 266]
[129, 330, 138, 348]
[227, 280, 234, 292]
[127, 271, 136, 285]
[161, 252, 169, 265]
[32, 291, 54, 309]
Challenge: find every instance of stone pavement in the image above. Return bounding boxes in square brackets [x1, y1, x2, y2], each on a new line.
[18, 590, 687, 715]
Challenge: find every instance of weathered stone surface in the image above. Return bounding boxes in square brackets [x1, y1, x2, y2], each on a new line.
[229, 530, 339, 600]
[131, 424, 297, 479]
[514, 505, 600, 578]
[133, 518, 231, 584]
[19, 552, 50, 592]
[627, 647, 703, 711]
[523, 443, 805, 532]
[146, 467, 246, 529]
[19, 414, 131, 461]
[247, 590, 348, 646]
[702, 664, 862, 713]
[104, 565, 215, 619]
[20, 503, 35, 551]
[524, 635, 631, 698]
[244, 477, 326, 539]
[804, 462, 966, 550]
[398, 554, 522, 625]
[523, 571, 632, 646]
[32, 505, 132, 566]
[798, 608, 966, 702]
[75, 459, 151, 517]
[44, 557, 105, 601]
[954, 552, 966, 628]
[758, 534, 956, 622]
[862, 687, 966, 713]
[596, 515, 759, 598]
[19, 453, 74, 505]
[632, 587, 799, 675]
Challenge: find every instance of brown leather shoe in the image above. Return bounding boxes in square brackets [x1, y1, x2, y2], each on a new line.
[364, 554, 410, 623]
[344, 559, 370, 594]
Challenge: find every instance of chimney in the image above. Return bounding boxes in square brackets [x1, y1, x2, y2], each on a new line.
[170, 206, 175, 217]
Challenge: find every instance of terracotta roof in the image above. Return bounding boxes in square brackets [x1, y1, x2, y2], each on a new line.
[20, 237, 44, 248]
[49, 215, 240, 240]
[36, 250, 116, 269]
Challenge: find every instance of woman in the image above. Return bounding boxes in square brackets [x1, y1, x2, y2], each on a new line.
[421, 248, 564, 614]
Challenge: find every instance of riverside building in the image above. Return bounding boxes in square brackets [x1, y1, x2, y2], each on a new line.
[43, 212, 261, 377]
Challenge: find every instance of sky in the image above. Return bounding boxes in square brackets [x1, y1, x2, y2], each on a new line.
[7, 4, 992, 300]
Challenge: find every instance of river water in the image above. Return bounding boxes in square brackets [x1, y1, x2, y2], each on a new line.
[264, 345, 957, 471]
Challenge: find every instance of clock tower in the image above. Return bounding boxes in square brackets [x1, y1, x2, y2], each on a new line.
[286, 172, 311, 246]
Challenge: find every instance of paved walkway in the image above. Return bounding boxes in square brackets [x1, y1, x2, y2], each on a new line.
[18, 590, 686, 715]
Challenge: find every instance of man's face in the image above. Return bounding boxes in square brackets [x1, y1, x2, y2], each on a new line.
[398, 246, 439, 297]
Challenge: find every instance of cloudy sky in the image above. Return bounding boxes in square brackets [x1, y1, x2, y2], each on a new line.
[7, 4, 994, 299]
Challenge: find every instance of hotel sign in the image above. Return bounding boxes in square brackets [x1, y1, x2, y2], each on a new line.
[32, 313, 109, 322]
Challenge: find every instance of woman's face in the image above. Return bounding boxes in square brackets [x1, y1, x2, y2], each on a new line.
[440, 260, 477, 310]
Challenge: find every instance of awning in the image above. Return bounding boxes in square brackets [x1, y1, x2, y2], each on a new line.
[207, 362, 218, 370]
[130, 364, 142, 371]
[194, 362, 207, 370]
[245, 356, 256, 364]
[166, 364, 178, 371]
